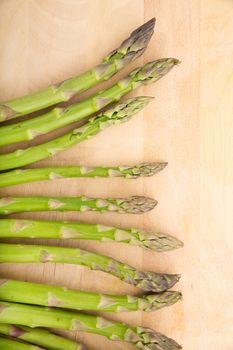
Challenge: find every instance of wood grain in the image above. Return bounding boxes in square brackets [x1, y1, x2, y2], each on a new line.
[0, 1, 232, 349]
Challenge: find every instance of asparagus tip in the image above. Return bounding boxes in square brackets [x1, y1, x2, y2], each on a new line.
[128, 162, 168, 178]
[119, 196, 157, 214]
[104, 18, 156, 68]
[129, 17, 156, 56]
[139, 231, 184, 251]
[130, 57, 181, 85]
[139, 291, 182, 311]
[135, 328, 182, 350]
[101, 96, 152, 124]
[135, 272, 181, 292]
[164, 273, 181, 289]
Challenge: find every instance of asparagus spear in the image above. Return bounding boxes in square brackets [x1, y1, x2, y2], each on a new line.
[0, 18, 155, 122]
[0, 279, 182, 312]
[0, 195, 157, 215]
[0, 302, 182, 350]
[0, 58, 179, 146]
[0, 324, 87, 350]
[0, 336, 44, 350]
[0, 244, 180, 292]
[0, 97, 152, 171]
[0, 218, 183, 252]
[0, 162, 167, 188]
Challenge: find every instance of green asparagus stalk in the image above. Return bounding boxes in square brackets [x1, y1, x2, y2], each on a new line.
[0, 279, 181, 312]
[0, 58, 179, 146]
[0, 195, 157, 215]
[0, 336, 44, 350]
[0, 18, 155, 122]
[0, 219, 183, 252]
[0, 324, 87, 350]
[0, 162, 167, 188]
[0, 244, 180, 292]
[0, 302, 182, 350]
[0, 97, 152, 171]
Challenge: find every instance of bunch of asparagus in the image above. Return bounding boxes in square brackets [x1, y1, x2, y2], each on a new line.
[0, 18, 182, 350]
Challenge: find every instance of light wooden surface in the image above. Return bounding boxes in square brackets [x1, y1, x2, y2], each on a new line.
[0, 1, 233, 349]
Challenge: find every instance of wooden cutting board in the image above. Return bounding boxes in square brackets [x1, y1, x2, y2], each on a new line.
[0, 1, 232, 349]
